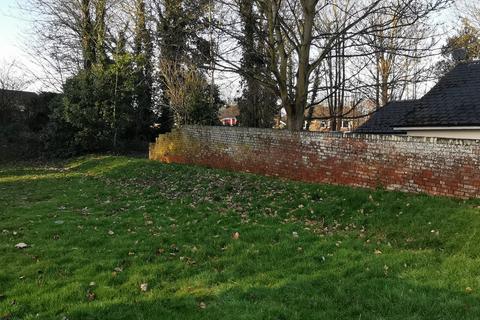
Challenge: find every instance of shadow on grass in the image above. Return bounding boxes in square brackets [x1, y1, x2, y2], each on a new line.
[66, 274, 480, 320]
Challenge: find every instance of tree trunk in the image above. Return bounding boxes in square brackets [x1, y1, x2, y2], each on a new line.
[285, 0, 315, 132]
[286, 103, 304, 131]
[80, 0, 95, 69]
[94, 0, 107, 66]
[381, 69, 389, 106]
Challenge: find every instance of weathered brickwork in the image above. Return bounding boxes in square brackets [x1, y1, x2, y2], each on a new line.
[149, 125, 480, 198]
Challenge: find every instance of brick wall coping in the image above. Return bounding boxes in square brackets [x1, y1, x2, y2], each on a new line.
[179, 125, 480, 146]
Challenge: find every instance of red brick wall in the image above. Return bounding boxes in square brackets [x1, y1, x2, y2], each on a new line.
[149, 126, 480, 198]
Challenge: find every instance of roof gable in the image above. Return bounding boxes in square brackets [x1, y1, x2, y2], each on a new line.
[404, 61, 480, 127]
[356, 60, 480, 133]
[355, 101, 416, 134]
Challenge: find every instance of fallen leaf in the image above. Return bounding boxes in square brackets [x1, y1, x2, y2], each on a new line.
[108, 230, 115, 235]
[466, 287, 474, 293]
[86, 290, 96, 302]
[292, 232, 299, 239]
[15, 243, 29, 249]
[232, 232, 240, 240]
[199, 302, 207, 309]
[374, 249, 382, 255]
[140, 283, 149, 292]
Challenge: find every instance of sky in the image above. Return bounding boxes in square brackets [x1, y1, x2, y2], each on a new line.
[0, 0, 24, 61]
[0, 0, 463, 95]
[0, 0, 34, 62]
[0, 0, 41, 91]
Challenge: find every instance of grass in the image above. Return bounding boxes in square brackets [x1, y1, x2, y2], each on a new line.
[1, 156, 480, 319]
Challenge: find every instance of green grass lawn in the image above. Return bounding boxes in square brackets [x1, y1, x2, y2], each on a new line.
[1, 156, 480, 319]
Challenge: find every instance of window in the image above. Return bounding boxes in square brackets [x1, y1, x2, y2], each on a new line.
[342, 120, 350, 129]
[320, 121, 328, 128]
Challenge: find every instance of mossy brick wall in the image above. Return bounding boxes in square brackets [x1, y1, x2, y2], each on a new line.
[149, 125, 480, 198]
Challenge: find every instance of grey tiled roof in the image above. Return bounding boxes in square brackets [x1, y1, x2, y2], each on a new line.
[355, 60, 480, 133]
[404, 61, 480, 127]
[355, 101, 416, 134]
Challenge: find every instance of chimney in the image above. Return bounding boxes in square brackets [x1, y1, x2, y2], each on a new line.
[451, 48, 467, 62]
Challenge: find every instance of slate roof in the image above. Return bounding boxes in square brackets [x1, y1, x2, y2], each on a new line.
[355, 100, 416, 134]
[404, 61, 480, 127]
[355, 60, 480, 133]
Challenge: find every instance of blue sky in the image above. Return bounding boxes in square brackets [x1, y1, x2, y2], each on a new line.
[0, 0, 28, 62]
[0, 0, 40, 90]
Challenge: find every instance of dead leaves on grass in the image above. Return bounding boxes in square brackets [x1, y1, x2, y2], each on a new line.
[15, 243, 29, 249]
[140, 283, 149, 292]
[86, 290, 96, 302]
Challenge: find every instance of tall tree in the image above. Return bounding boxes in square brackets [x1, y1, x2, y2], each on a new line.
[457, 1, 480, 29]
[94, 0, 108, 67]
[237, 0, 278, 128]
[155, 0, 187, 131]
[353, 6, 442, 109]
[216, 0, 451, 131]
[133, 0, 155, 139]
[24, 0, 118, 88]
[154, 0, 212, 130]
[436, 19, 480, 75]
[81, 0, 96, 69]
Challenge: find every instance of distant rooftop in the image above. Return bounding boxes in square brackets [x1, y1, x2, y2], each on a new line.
[404, 60, 480, 127]
[356, 60, 480, 134]
[355, 101, 416, 134]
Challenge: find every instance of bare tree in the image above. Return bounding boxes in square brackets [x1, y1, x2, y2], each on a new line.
[457, 0, 480, 28]
[21, 0, 124, 89]
[159, 59, 206, 125]
[215, 0, 451, 131]
[352, 5, 443, 109]
[237, 0, 279, 128]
